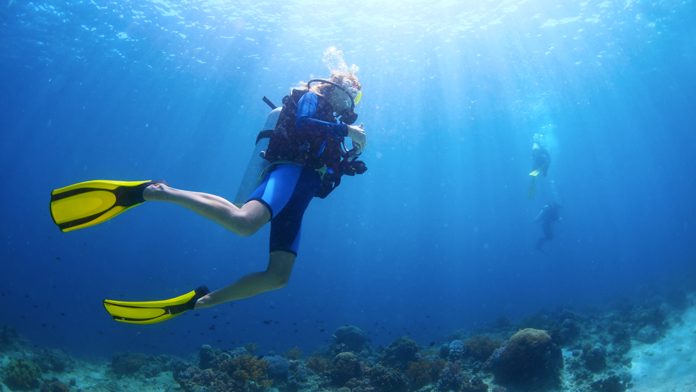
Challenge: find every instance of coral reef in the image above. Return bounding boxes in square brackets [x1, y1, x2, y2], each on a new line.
[591, 374, 629, 392]
[36, 348, 73, 373]
[3, 358, 42, 391]
[40, 378, 71, 392]
[332, 325, 369, 353]
[111, 352, 173, 378]
[0, 325, 19, 351]
[221, 354, 271, 388]
[262, 354, 289, 382]
[111, 352, 147, 376]
[366, 364, 407, 392]
[582, 344, 607, 372]
[405, 358, 444, 389]
[284, 346, 303, 360]
[305, 353, 330, 375]
[175, 346, 271, 392]
[436, 362, 465, 391]
[444, 339, 465, 360]
[381, 336, 419, 369]
[330, 352, 362, 385]
[199, 344, 223, 369]
[2, 290, 693, 392]
[487, 328, 562, 390]
[463, 335, 502, 362]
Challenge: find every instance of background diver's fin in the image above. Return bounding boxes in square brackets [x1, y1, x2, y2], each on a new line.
[103, 286, 209, 325]
[529, 169, 540, 177]
[50, 179, 153, 232]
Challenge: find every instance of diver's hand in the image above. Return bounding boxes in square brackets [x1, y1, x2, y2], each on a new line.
[347, 124, 367, 153]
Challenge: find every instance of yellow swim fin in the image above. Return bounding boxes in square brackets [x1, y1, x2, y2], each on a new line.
[50, 179, 153, 232]
[103, 286, 209, 325]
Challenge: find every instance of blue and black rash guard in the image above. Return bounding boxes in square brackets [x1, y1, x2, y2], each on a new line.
[247, 91, 346, 256]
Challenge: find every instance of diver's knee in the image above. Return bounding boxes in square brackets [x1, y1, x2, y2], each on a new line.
[235, 221, 260, 237]
[233, 202, 270, 236]
[266, 269, 291, 289]
[263, 274, 289, 290]
[233, 213, 265, 237]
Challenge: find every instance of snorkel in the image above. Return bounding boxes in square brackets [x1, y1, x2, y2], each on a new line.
[307, 79, 360, 125]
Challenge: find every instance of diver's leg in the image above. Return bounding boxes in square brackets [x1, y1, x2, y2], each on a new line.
[543, 222, 554, 240]
[194, 251, 295, 309]
[144, 183, 270, 236]
[191, 166, 315, 309]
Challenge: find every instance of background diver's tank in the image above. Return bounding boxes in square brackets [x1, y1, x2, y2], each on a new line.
[233, 107, 281, 206]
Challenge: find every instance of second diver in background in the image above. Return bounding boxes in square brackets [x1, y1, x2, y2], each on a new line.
[535, 202, 561, 252]
[528, 133, 551, 199]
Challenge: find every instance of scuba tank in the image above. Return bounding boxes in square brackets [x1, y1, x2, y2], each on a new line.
[233, 104, 281, 206]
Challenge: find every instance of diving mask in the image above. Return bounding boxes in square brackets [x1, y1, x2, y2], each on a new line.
[307, 79, 361, 124]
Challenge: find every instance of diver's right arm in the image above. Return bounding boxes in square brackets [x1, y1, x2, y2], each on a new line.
[295, 92, 348, 137]
[296, 91, 367, 153]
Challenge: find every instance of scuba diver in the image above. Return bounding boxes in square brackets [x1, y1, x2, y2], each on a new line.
[528, 133, 551, 198]
[535, 202, 561, 251]
[49, 69, 367, 324]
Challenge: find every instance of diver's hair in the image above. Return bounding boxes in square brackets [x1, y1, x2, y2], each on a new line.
[300, 71, 361, 97]
[329, 71, 361, 91]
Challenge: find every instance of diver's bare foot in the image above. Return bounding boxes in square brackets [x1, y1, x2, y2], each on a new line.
[194, 294, 213, 310]
[143, 182, 171, 201]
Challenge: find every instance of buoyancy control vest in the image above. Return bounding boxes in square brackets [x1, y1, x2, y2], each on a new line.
[264, 89, 366, 198]
[234, 89, 367, 203]
[264, 88, 344, 169]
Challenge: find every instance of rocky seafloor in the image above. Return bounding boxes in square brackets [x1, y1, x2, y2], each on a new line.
[1, 291, 695, 392]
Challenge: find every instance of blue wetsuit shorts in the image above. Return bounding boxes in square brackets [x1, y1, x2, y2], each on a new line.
[248, 163, 320, 255]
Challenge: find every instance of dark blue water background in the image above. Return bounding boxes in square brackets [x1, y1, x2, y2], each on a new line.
[1, 0, 695, 357]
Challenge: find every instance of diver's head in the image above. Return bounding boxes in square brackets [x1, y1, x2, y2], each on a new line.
[308, 71, 362, 123]
[328, 71, 362, 110]
[309, 73, 361, 109]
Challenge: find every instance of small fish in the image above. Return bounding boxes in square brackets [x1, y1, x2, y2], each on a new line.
[262, 320, 273, 325]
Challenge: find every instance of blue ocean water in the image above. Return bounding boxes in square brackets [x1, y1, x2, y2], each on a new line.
[0, 0, 694, 359]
